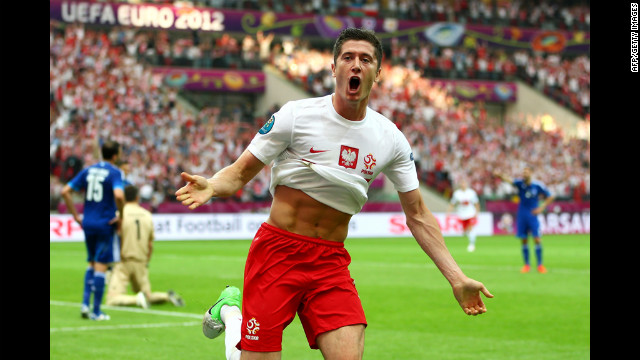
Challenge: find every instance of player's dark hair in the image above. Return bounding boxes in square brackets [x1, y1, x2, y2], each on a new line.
[333, 27, 383, 71]
[124, 184, 139, 202]
[101, 140, 121, 161]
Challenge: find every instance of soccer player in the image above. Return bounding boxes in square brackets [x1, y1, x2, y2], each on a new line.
[106, 185, 185, 309]
[176, 28, 493, 360]
[493, 166, 555, 273]
[61, 140, 125, 321]
[447, 179, 481, 252]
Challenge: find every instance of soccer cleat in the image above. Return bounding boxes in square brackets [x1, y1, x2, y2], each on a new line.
[81, 305, 90, 319]
[537, 264, 548, 273]
[136, 291, 149, 309]
[467, 244, 475, 252]
[89, 312, 111, 321]
[520, 264, 531, 273]
[168, 290, 185, 307]
[202, 286, 242, 339]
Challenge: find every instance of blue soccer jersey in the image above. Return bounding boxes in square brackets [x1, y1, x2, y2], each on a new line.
[513, 178, 552, 238]
[68, 161, 124, 232]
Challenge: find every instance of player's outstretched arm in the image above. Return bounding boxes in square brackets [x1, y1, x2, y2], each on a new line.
[398, 189, 493, 315]
[175, 149, 266, 210]
[492, 170, 513, 184]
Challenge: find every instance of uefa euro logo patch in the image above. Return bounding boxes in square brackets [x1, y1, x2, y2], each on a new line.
[259, 115, 275, 134]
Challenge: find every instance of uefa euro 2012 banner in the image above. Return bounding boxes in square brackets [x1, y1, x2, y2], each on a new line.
[49, 212, 495, 242]
[50, 0, 589, 54]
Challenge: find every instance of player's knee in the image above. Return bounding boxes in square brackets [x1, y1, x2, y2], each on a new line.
[317, 325, 365, 360]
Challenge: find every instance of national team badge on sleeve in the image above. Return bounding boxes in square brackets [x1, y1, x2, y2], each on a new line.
[339, 145, 359, 169]
[259, 115, 275, 134]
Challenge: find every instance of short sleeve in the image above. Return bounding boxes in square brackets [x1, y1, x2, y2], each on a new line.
[382, 130, 420, 193]
[68, 168, 88, 192]
[246, 102, 294, 165]
[538, 183, 552, 198]
[111, 168, 124, 191]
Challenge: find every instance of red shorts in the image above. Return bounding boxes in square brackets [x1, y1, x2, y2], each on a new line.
[238, 222, 367, 352]
[459, 216, 478, 231]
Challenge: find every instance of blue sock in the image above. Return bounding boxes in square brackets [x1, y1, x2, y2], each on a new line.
[82, 267, 94, 307]
[93, 272, 106, 315]
[535, 244, 543, 266]
[522, 244, 530, 265]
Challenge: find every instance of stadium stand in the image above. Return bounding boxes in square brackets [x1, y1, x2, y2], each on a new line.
[189, 0, 590, 32]
[50, 1, 589, 213]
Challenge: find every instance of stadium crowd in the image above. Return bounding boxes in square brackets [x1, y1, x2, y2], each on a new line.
[50, 22, 270, 212]
[183, 0, 590, 32]
[50, 18, 590, 212]
[368, 63, 590, 202]
[96, 1, 591, 118]
[271, 39, 589, 118]
[133, 26, 589, 119]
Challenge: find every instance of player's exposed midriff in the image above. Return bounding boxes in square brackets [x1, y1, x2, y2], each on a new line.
[266, 185, 353, 243]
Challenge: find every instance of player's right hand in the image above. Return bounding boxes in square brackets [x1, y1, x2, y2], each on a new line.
[175, 172, 213, 210]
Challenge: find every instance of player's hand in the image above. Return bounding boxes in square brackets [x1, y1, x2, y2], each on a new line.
[175, 172, 214, 210]
[532, 207, 544, 215]
[73, 214, 83, 228]
[452, 278, 494, 316]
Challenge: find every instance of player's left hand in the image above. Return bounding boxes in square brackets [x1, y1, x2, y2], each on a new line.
[73, 214, 83, 228]
[452, 278, 494, 316]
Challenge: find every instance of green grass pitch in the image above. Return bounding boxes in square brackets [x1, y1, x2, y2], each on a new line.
[50, 234, 590, 359]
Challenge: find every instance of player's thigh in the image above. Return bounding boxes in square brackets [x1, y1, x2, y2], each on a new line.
[240, 350, 281, 360]
[131, 262, 151, 294]
[94, 231, 119, 264]
[317, 324, 366, 360]
[516, 215, 530, 238]
[529, 215, 542, 238]
[107, 263, 129, 297]
[461, 218, 476, 232]
[84, 234, 98, 262]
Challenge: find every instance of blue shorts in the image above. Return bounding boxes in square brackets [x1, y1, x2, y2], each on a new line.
[84, 229, 120, 264]
[516, 212, 541, 239]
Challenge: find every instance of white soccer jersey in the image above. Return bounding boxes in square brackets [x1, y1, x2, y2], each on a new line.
[450, 188, 479, 220]
[247, 94, 419, 215]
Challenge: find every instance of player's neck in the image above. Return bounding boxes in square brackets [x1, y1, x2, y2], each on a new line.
[332, 93, 368, 121]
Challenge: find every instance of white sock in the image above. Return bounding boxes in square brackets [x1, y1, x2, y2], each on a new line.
[220, 305, 242, 360]
[468, 230, 477, 245]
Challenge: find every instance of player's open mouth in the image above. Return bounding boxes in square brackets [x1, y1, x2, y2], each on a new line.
[348, 76, 361, 93]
